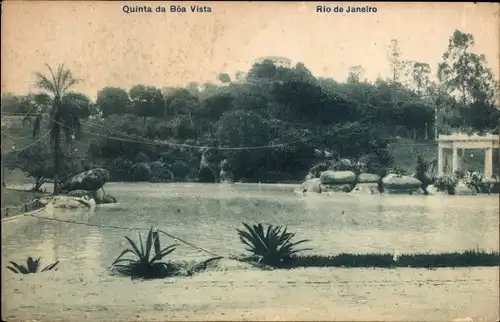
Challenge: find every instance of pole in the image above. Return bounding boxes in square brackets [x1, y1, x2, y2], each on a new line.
[434, 105, 438, 140]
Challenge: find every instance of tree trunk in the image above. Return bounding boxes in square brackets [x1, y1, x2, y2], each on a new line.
[53, 122, 61, 195]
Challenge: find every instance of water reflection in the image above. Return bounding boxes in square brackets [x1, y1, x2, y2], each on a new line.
[2, 183, 498, 272]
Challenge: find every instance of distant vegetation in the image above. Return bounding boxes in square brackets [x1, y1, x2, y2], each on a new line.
[2, 30, 499, 189]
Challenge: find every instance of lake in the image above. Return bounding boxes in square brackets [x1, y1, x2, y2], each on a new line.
[2, 183, 499, 271]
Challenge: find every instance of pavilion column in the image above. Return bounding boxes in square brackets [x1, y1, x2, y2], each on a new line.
[452, 142, 458, 174]
[437, 143, 444, 177]
[484, 147, 493, 179]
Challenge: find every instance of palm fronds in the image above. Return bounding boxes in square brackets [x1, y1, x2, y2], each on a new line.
[7, 257, 59, 274]
[236, 223, 312, 267]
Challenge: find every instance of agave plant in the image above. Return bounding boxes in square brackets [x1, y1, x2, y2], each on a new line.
[7, 257, 59, 274]
[111, 226, 178, 279]
[236, 223, 312, 267]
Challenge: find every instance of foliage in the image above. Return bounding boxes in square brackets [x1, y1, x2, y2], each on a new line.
[434, 175, 459, 194]
[111, 227, 178, 279]
[7, 257, 59, 274]
[414, 155, 432, 194]
[5, 30, 499, 185]
[236, 223, 311, 267]
[4, 141, 83, 191]
[111, 226, 222, 279]
[23, 64, 86, 194]
[253, 249, 500, 268]
[464, 172, 492, 194]
[96, 87, 131, 117]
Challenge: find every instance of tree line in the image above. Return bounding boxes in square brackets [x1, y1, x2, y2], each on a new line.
[2, 30, 499, 193]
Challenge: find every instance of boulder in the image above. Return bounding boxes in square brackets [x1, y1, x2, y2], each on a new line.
[62, 168, 110, 192]
[320, 171, 357, 185]
[300, 178, 322, 193]
[67, 190, 93, 198]
[220, 170, 234, 183]
[357, 173, 381, 183]
[454, 181, 477, 196]
[92, 189, 118, 204]
[350, 183, 380, 194]
[320, 184, 354, 193]
[382, 174, 422, 194]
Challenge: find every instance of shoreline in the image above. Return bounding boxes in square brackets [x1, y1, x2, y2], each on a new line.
[3, 265, 498, 321]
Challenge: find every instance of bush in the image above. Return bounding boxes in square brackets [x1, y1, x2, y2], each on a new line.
[465, 172, 492, 193]
[170, 160, 191, 180]
[7, 257, 59, 274]
[109, 157, 134, 181]
[130, 163, 152, 182]
[111, 226, 221, 279]
[434, 175, 458, 194]
[236, 223, 311, 267]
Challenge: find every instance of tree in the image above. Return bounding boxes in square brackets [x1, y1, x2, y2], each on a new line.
[1, 93, 24, 114]
[96, 87, 131, 117]
[438, 30, 496, 106]
[217, 73, 231, 84]
[129, 85, 164, 124]
[408, 61, 431, 95]
[25, 64, 84, 194]
[4, 140, 83, 191]
[387, 39, 405, 84]
[346, 65, 365, 84]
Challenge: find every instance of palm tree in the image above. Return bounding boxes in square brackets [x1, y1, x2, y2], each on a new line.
[24, 64, 84, 195]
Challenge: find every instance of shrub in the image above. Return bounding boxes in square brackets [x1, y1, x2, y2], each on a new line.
[111, 226, 221, 279]
[130, 163, 152, 182]
[414, 155, 432, 194]
[434, 175, 458, 194]
[111, 227, 179, 279]
[170, 160, 191, 181]
[465, 172, 492, 193]
[236, 223, 311, 267]
[7, 257, 59, 274]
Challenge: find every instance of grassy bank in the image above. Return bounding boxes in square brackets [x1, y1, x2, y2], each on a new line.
[240, 250, 500, 269]
[1, 187, 49, 218]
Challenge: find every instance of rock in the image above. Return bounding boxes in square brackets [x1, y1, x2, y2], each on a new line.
[220, 170, 234, 183]
[50, 196, 93, 209]
[101, 194, 117, 204]
[320, 171, 357, 185]
[37, 198, 50, 206]
[382, 174, 422, 194]
[350, 183, 380, 194]
[357, 173, 381, 183]
[91, 189, 118, 204]
[455, 181, 477, 195]
[320, 184, 354, 193]
[62, 168, 110, 192]
[300, 178, 321, 193]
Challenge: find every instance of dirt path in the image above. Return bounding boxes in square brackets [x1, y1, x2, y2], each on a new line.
[2, 262, 498, 321]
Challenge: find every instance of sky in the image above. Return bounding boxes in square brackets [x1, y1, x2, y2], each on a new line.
[1, 2, 499, 100]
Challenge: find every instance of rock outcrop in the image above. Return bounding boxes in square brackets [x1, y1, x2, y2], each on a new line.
[67, 188, 117, 205]
[62, 168, 110, 192]
[300, 178, 322, 193]
[350, 183, 380, 194]
[49, 195, 94, 209]
[381, 174, 423, 194]
[320, 171, 357, 185]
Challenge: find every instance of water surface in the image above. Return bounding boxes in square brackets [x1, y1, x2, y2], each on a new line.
[2, 183, 498, 272]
